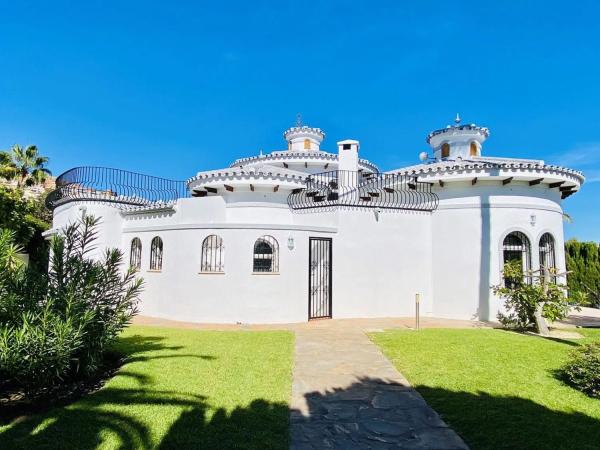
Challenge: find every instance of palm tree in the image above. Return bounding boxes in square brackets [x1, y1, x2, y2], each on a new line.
[8, 144, 51, 187]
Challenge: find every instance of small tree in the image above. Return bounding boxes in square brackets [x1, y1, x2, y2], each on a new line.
[493, 260, 582, 334]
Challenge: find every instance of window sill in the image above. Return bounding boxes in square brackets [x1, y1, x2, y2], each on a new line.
[147, 269, 162, 273]
[252, 272, 280, 275]
[198, 271, 226, 275]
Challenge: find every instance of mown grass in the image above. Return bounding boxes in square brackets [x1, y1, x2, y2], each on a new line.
[371, 328, 600, 450]
[0, 326, 294, 450]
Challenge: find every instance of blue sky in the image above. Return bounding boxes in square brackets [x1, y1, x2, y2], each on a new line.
[1, 1, 599, 240]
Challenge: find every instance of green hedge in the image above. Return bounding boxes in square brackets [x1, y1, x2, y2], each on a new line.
[565, 240, 600, 308]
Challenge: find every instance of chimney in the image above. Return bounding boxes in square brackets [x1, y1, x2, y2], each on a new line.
[337, 139, 360, 173]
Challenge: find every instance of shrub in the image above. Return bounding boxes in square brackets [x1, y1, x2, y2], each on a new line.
[0, 186, 50, 270]
[0, 216, 143, 391]
[0, 305, 88, 387]
[493, 260, 579, 331]
[562, 342, 600, 398]
[46, 215, 144, 375]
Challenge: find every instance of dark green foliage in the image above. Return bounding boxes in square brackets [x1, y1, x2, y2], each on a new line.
[565, 239, 600, 308]
[1, 144, 51, 187]
[562, 342, 600, 398]
[493, 260, 577, 331]
[0, 216, 143, 391]
[0, 186, 50, 270]
[0, 304, 88, 387]
[0, 151, 17, 180]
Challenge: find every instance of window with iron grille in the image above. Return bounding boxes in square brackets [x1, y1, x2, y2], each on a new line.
[539, 232, 556, 282]
[150, 236, 163, 271]
[201, 235, 225, 272]
[502, 231, 532, 286]
[253, 235, 279, 273]
[130, 237, 142, 270]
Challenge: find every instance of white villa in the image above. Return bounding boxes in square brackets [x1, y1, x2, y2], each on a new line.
[46, 117, 585, 324]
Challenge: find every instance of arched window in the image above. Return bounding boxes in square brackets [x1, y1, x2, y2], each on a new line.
[253, 235, 279, 273]
[130, 238, 142, 270]
[470, 141, 478, 157]
[441, 143, 450, 158]
[502, 231, 532, 285]
[539, 232, 556, 275]
[304, 139, 311, 150]
[201, 235, 225, 272]
[150, 236, 163, 271]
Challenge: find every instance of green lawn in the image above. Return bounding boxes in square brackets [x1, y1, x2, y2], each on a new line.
[0, 326, 294, 450]
[371, 328, 600, 450]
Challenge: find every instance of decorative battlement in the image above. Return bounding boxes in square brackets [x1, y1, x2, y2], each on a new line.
[427, 114, 490, 160]
[283, 125, 325, 151]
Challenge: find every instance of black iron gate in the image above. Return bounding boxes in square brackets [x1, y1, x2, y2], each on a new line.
[308, 237, 332, 320]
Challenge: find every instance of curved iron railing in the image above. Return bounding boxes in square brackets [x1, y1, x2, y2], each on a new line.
[46, 166, 189, 210]
[287, 170, 438, 212]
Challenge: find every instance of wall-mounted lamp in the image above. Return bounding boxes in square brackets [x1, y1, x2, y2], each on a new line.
[530, 214, 537, 226]
[287, 236, 295, 250]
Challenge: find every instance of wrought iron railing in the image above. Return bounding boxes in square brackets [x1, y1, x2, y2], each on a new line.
[287, 170, 438, 211]
[46, 166, 189, 210]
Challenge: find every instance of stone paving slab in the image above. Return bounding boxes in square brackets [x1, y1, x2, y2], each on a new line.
[290, 327, 468, 449]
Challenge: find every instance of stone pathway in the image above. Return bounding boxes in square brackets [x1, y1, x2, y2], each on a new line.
[290, 325, 468, 449]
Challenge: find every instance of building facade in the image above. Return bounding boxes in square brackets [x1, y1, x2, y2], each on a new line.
[46, 118, 584, 323]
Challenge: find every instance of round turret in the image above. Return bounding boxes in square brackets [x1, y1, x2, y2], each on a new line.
[283, 125, 325, 152]
[426, 114, 489, 160]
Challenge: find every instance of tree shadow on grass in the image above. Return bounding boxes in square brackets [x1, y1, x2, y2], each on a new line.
[157, 399, 289, 450]
[115, 334, 217, 365]
[0, 332, 289, 450]
[0, 335, 216, 425]
[414, 385, 600, 450]
[0, 387, 289, 450]
[497, 328, 582, 347]
[3, 373, 600, 450]
[290, 377, 600, 450]
[0, 388, 206, 450]
[114, 334, 185, 355]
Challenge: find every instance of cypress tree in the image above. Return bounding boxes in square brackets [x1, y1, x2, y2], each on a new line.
[565, 240, 600, 307]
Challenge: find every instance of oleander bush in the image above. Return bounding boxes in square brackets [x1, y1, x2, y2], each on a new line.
[0, 305, 88, 387]
[0, 216, 143, 392]
[562, 342, 600, 398]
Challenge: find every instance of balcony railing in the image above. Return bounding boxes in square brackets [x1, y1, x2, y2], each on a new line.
[46, 166, 188, 210]
[287, 170, 438, 212]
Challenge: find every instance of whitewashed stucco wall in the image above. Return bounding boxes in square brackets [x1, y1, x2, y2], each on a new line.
[332, 209, 433, 319]
[51, 179, 568, 324]
[430, 182, 566, 321]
